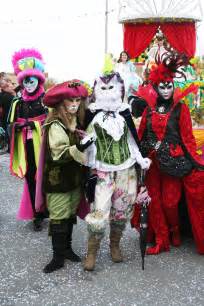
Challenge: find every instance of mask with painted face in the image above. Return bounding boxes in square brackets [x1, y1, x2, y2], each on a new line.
[23, 76, 39, 94]
[94, 73, 124, 112]
[157, 82, 174, 100]
[64, 98, 81, 114]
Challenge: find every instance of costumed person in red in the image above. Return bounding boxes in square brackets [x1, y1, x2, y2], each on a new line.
[9, 48, 48, 231]
[131, 51, 204, 255]
[40, 80, 92, 273]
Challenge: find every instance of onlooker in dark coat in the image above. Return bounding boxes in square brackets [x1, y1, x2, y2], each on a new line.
[0, 72, 16, 152]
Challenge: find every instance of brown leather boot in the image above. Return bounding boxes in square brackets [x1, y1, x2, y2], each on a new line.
[110, 228, 123, 263]
[83, 236, 101, 271]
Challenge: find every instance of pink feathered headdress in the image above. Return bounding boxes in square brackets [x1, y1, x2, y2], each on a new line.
[12, 48, 45, 84]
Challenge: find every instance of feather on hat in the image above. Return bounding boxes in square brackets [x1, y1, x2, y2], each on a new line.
[12, 48, 45, 84]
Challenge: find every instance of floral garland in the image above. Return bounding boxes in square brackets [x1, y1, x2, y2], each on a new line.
[134, 51, 148, 64]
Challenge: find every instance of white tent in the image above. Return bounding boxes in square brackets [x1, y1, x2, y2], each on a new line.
[118, 0, 203, 23]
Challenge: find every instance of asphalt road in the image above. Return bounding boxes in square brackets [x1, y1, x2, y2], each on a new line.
[0, 153, 204, 306]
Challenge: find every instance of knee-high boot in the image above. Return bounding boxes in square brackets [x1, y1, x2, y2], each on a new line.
[43, 222, 67, 273]
[83, 235, 101, 271]
[65, 218, 81, 262]
[109, 223, 124, 263]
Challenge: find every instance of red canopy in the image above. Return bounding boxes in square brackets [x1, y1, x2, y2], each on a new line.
[123, 22, 196, 59]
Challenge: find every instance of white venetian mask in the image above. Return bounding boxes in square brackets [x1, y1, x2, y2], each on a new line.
[23, 76, 39, 94]
[157, 82, 174, 100]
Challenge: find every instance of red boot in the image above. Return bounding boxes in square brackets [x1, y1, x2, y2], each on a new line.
[146, 239, 169, 255]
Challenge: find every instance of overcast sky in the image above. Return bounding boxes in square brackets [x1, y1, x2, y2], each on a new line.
[0, 0, 203, 85]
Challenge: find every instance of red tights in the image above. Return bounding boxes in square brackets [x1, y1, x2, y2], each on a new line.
[132, 162, 204, 255]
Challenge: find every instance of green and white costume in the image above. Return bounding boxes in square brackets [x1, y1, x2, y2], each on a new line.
[84, 73, 150, 236]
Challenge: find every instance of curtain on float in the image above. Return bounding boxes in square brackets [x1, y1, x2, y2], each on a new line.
[123, 23, 158, 58]
[161, 23, 196, 58]
[123, 22, 196, 58]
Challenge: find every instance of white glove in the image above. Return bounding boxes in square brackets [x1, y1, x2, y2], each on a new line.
[88, 103, 96, 113]
[138, 157, 151, 170]
[81, 134, 95, 145]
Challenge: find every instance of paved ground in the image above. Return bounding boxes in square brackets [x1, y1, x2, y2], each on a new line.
[0, 153, 204, 306]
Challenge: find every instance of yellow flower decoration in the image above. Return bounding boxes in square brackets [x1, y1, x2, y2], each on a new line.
[80, 81, 92, 96]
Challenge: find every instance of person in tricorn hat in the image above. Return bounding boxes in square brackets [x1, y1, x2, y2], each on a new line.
[41, 80, 93, 273]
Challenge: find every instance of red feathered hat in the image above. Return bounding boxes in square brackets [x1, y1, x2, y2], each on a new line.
[149, 63, 174, 85]
[148, 51, 189, 85]
[44, 80, 89, 107]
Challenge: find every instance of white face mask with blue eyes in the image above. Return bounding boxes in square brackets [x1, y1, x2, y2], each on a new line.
[157, 82, 174, 100]
[23, 76, 39, 93]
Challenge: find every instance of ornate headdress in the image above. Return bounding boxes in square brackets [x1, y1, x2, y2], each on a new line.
[149, 51, 189, 85]
[135, 51, 198, 107]
[12, 48, 45, 85]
